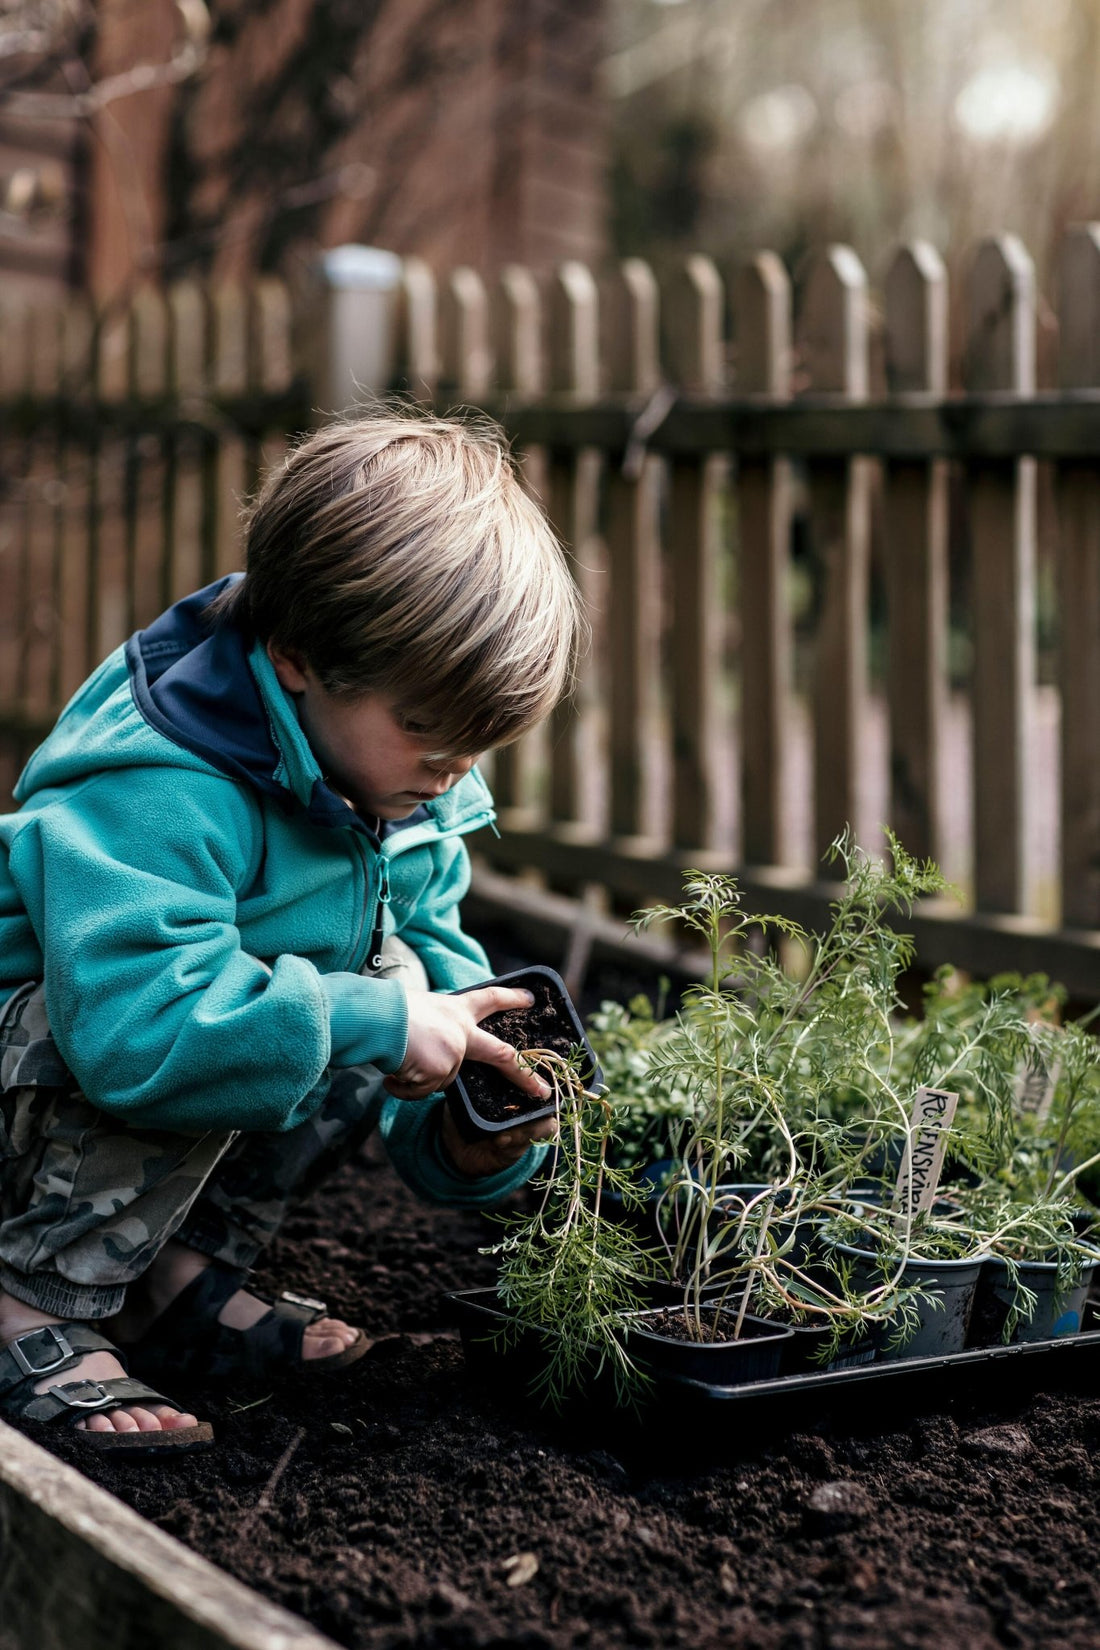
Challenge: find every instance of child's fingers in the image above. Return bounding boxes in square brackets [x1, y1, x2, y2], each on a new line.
[463, 1026, 552, 1098]
[499, 1115, 558, 1147]
[462, 986, 536, 1023]
[485, 1116, 559, 1167]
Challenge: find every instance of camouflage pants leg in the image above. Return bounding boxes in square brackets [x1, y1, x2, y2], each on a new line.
[0, 983, 236, 1318]
[173, 935, 430, 1270]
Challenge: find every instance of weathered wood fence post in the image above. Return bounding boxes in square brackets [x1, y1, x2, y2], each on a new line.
[1057, 223, 1100, 930]
[966, 235, 1037, 915]
[883, 243, 949, 867]
[665, 253, 725, 855]
[801, 246, 871, 862]
[737, 250, 793, 866]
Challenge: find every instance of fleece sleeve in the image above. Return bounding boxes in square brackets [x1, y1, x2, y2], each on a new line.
[394, 834, 493, 992]
[7, 770, 407, 1133]
[378, 1093, 548, 1206]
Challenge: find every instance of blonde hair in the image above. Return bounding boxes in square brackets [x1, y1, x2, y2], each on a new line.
[210, 409, 584, 754]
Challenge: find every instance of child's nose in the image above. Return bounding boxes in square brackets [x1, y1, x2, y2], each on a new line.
[429, 753, 477, 783]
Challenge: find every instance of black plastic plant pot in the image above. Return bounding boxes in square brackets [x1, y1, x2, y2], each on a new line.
[624, 1305, 794, 1384]
[968, 1251, 1100, 1347]
[827, 1239, 984, 1361]
[601, 1158, 678, 1238]
[443, 965, 601, 1143]
[779, 1317, 883, 1375]
[623, 1272, 731, 1308]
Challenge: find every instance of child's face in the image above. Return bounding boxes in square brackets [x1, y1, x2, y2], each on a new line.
[268, 644, 480, 820]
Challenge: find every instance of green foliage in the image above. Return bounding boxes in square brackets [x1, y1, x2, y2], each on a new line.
[487, 1048, 655, 1410]
[585, 991, 693, 1171]
[492, 829, 1100, 1396]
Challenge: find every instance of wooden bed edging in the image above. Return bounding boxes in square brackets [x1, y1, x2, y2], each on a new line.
[0, 1418, 338, 1650]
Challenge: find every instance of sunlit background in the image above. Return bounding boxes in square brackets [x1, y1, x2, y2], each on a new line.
[608, 0, 1098, 335]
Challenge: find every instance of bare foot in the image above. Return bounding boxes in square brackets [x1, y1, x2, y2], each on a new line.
[111, 1242, 360, 1362]
[0, 1290, 199, 1434]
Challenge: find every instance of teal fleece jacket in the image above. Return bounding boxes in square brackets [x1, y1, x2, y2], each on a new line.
[0, 580, 544, 1207]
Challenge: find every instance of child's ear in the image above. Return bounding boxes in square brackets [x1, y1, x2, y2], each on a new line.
[267, 640, 310, 694]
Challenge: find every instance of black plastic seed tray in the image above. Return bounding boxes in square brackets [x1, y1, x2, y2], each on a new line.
[449, 1286, 1100, 1438]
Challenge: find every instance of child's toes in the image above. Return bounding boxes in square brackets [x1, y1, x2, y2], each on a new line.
[151, 1405, 198, 1430]
[129, 1405, 173, 1431]
[303, 1316, 360, 1359]
[79, 1409, 140, 1433]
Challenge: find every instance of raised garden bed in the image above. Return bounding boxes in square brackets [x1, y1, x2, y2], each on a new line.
[9, 1133, 1100, 1650]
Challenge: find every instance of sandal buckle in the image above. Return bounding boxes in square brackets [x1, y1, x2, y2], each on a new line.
[9, 1323, 74, 1377]
[48, 1379, 116, 1411]
[279, 1289, 327, 1314]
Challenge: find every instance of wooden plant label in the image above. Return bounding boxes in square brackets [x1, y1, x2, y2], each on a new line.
[891, 1087, 959, 1219]
[1015, 1056, 1060, 1123]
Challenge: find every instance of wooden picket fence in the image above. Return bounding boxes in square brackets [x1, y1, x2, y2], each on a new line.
[0, 280, 310, 801]
[2, 232, 1100, 992]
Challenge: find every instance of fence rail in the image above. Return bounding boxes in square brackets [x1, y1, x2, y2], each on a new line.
[2, 228, 1100, 995]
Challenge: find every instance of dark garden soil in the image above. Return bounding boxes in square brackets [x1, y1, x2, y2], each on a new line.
[457, 972, 589, 1124]
[14, 953, 1100, 1649]
[22, 1132, 1100, 1650]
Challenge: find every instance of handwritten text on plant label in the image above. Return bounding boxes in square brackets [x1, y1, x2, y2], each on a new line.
[891, 1087, 959, 1218]
[1015, 1056, 1060, 1124]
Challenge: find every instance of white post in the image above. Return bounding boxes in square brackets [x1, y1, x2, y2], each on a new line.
[315, 245, 403, 414]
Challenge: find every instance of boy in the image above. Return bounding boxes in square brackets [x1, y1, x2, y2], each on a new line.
[0, 411, 581, 1453]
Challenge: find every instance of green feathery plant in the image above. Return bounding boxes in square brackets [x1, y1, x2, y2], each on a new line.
[620, 832, 956, 1345]
[488, 1046, 654, 1410]
[490, 831, 1100, 1393]
[585, 990, 693, 1172]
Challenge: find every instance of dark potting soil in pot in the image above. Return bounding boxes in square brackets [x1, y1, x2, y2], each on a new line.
[21, 1133, 1100, 1650]
[640, 1305, 774, 1343]
[461, 973, 587, 1123]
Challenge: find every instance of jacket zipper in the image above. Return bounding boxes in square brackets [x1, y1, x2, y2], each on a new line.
[346, 802, 495, 976]
[364, 858, 390, 974]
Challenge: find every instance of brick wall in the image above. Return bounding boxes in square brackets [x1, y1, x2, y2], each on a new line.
[79, 0, 608, 297]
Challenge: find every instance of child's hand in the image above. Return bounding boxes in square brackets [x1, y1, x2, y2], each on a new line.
[439, 1103, 557, 1177]
[384, 986, 553, 1104]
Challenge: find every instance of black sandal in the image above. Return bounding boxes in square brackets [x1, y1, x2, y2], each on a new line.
[0, 1322, 213, 1454]
[127, 1263, 371, 1385]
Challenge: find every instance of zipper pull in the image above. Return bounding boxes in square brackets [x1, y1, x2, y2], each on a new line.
[367, 860, 390, 974]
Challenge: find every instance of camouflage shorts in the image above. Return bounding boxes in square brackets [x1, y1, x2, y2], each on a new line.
[0, 940, 427, 1319]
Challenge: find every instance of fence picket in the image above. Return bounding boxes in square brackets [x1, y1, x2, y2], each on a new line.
[20, 306, 62, 729]
[491, 266, 545, 818]
[57, 297, 95, 703]
[93, 301, 130, 661]
[129, 288, 169, 630]
[1057, 224, 1100, 928]
[801, 246, 872, 864]
[400, 257, 439, 400]
[495, 264, 543, 400]
[211, 284, 249, 580]
[966, 235, 1036, 914]
[441, 268, 493, 400]
[548, 262, 602, 833]
[168, 281, 208, 607]
[883, 243, 949, 864]
[252, 278, 293, 538]
[604, 259, 662, 841]
[737, 251, 793, 865]
[664, 255, 725, 851]
[253, 277, 294, 395]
